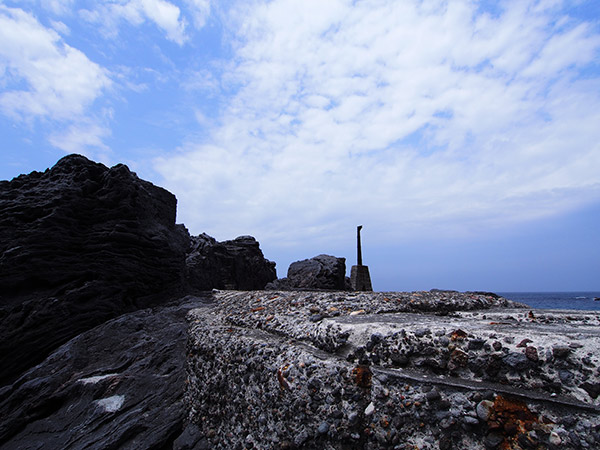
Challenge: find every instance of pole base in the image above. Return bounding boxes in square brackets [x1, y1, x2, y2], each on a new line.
[350, 265, 373, 291]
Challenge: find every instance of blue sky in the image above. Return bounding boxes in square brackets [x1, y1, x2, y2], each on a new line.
[1, 0, 599, 291]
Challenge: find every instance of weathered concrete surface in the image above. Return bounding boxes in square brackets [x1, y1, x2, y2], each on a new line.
[185, 291, 600, 449]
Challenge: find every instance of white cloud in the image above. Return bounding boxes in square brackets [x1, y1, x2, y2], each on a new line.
[184, 0, 210, 29]
[80, 0, 187, 45]
[41, 0, 74, 15]
[0, 5, 111, 121]
[151, 0, 599, 247]
[49, 19, 70, 35]
[49, 122, 111, 154]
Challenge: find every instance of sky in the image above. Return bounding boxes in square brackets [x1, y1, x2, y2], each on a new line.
[1, 0, 599, 292]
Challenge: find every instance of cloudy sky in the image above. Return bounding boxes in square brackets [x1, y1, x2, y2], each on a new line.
[1, 0, 599, 291]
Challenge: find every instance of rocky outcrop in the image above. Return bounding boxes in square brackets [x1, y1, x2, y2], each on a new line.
[184, 290, 600, 449]
[0, 155, 189, 386]
[267, 254, 347, 290]
[0, 154, 276, 387]
[0, 294, 212, 449]
[186, 234, 276, 291]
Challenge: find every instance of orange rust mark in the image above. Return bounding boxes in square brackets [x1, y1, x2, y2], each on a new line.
[277, 366, 290, 390]
[352, 365, 372, 388]
[486, 395, 542, 450]
[265, 314, 274, 322]
[251, 306, 265, 312]
[451, 329, 468, 341]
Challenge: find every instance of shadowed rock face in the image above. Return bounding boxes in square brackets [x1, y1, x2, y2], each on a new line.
[186, 234, 276, 291]
[0, 155, 190, 386]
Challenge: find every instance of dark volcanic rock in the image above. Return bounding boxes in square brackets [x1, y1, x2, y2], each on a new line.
[0, 295, 211, 449]
[185, 234, 276, 290]
[0, 155, 189, 386]
[267, 254, 347, 290]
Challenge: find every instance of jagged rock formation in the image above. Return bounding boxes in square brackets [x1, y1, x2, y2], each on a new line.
[0, 154, 275, 387]
[266, 254, 348, 290]
[185, 290, 600, 449]
[0, 155, 189, 386]
[186, 234, 276, 291]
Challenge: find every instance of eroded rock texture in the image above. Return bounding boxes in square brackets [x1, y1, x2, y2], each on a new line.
[186, 234, 276, 291]
[0, 155, 189, 386]
[267, 254, 347, 290]
[0, 295, 211, 449]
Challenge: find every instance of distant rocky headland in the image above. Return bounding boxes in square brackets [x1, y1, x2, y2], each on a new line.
[1, 155, 599, 449]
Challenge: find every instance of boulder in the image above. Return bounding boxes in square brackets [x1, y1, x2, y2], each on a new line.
[0, 155, 189, 386]
[267, 254, 347, 290]
[185, 234, 276, 291]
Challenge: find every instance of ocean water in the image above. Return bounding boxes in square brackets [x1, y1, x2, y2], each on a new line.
[498, 292, 600, 311]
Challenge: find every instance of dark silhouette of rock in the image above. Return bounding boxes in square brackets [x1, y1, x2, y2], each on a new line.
[0, 154, 275, 387]
[186, 234, 276, 291]
[0, 295, 212, 449]
[0, 155, 189, 386]
[266, 254, 347, 290]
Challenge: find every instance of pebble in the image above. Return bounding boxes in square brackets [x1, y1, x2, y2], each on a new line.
[503, 352, 529, 370]
[552, 345, 572, 359]
[463, 416, 479, 426]
[476, 400, 494, 421]
[517, 338, 533, 348]
[549, 431, 561, 445]
[364, 402, 375, 416]
[317, 421, 329, 435]
[468, 338, 486, 350]
[294, 430, 309, 446]
[425, 390, 441, 402]
[525, 346, 539, 362]
[483, 431, 504, 449]
[348, 411, 359, 425]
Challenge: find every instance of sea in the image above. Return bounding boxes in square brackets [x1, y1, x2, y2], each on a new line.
[498, 292, 600, 311]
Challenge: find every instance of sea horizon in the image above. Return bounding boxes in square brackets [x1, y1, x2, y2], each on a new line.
[497, 291, 600, 311]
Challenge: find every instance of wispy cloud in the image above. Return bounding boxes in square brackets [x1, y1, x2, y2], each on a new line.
[184, 0, 211, 29]
[155, 0, 600, 247]
[40, 0, 75, 16]
[49, 121, 111, 154]
[80, 0, 188, 45]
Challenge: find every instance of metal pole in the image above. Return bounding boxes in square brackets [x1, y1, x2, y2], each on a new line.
[357, 225, 363, 266]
